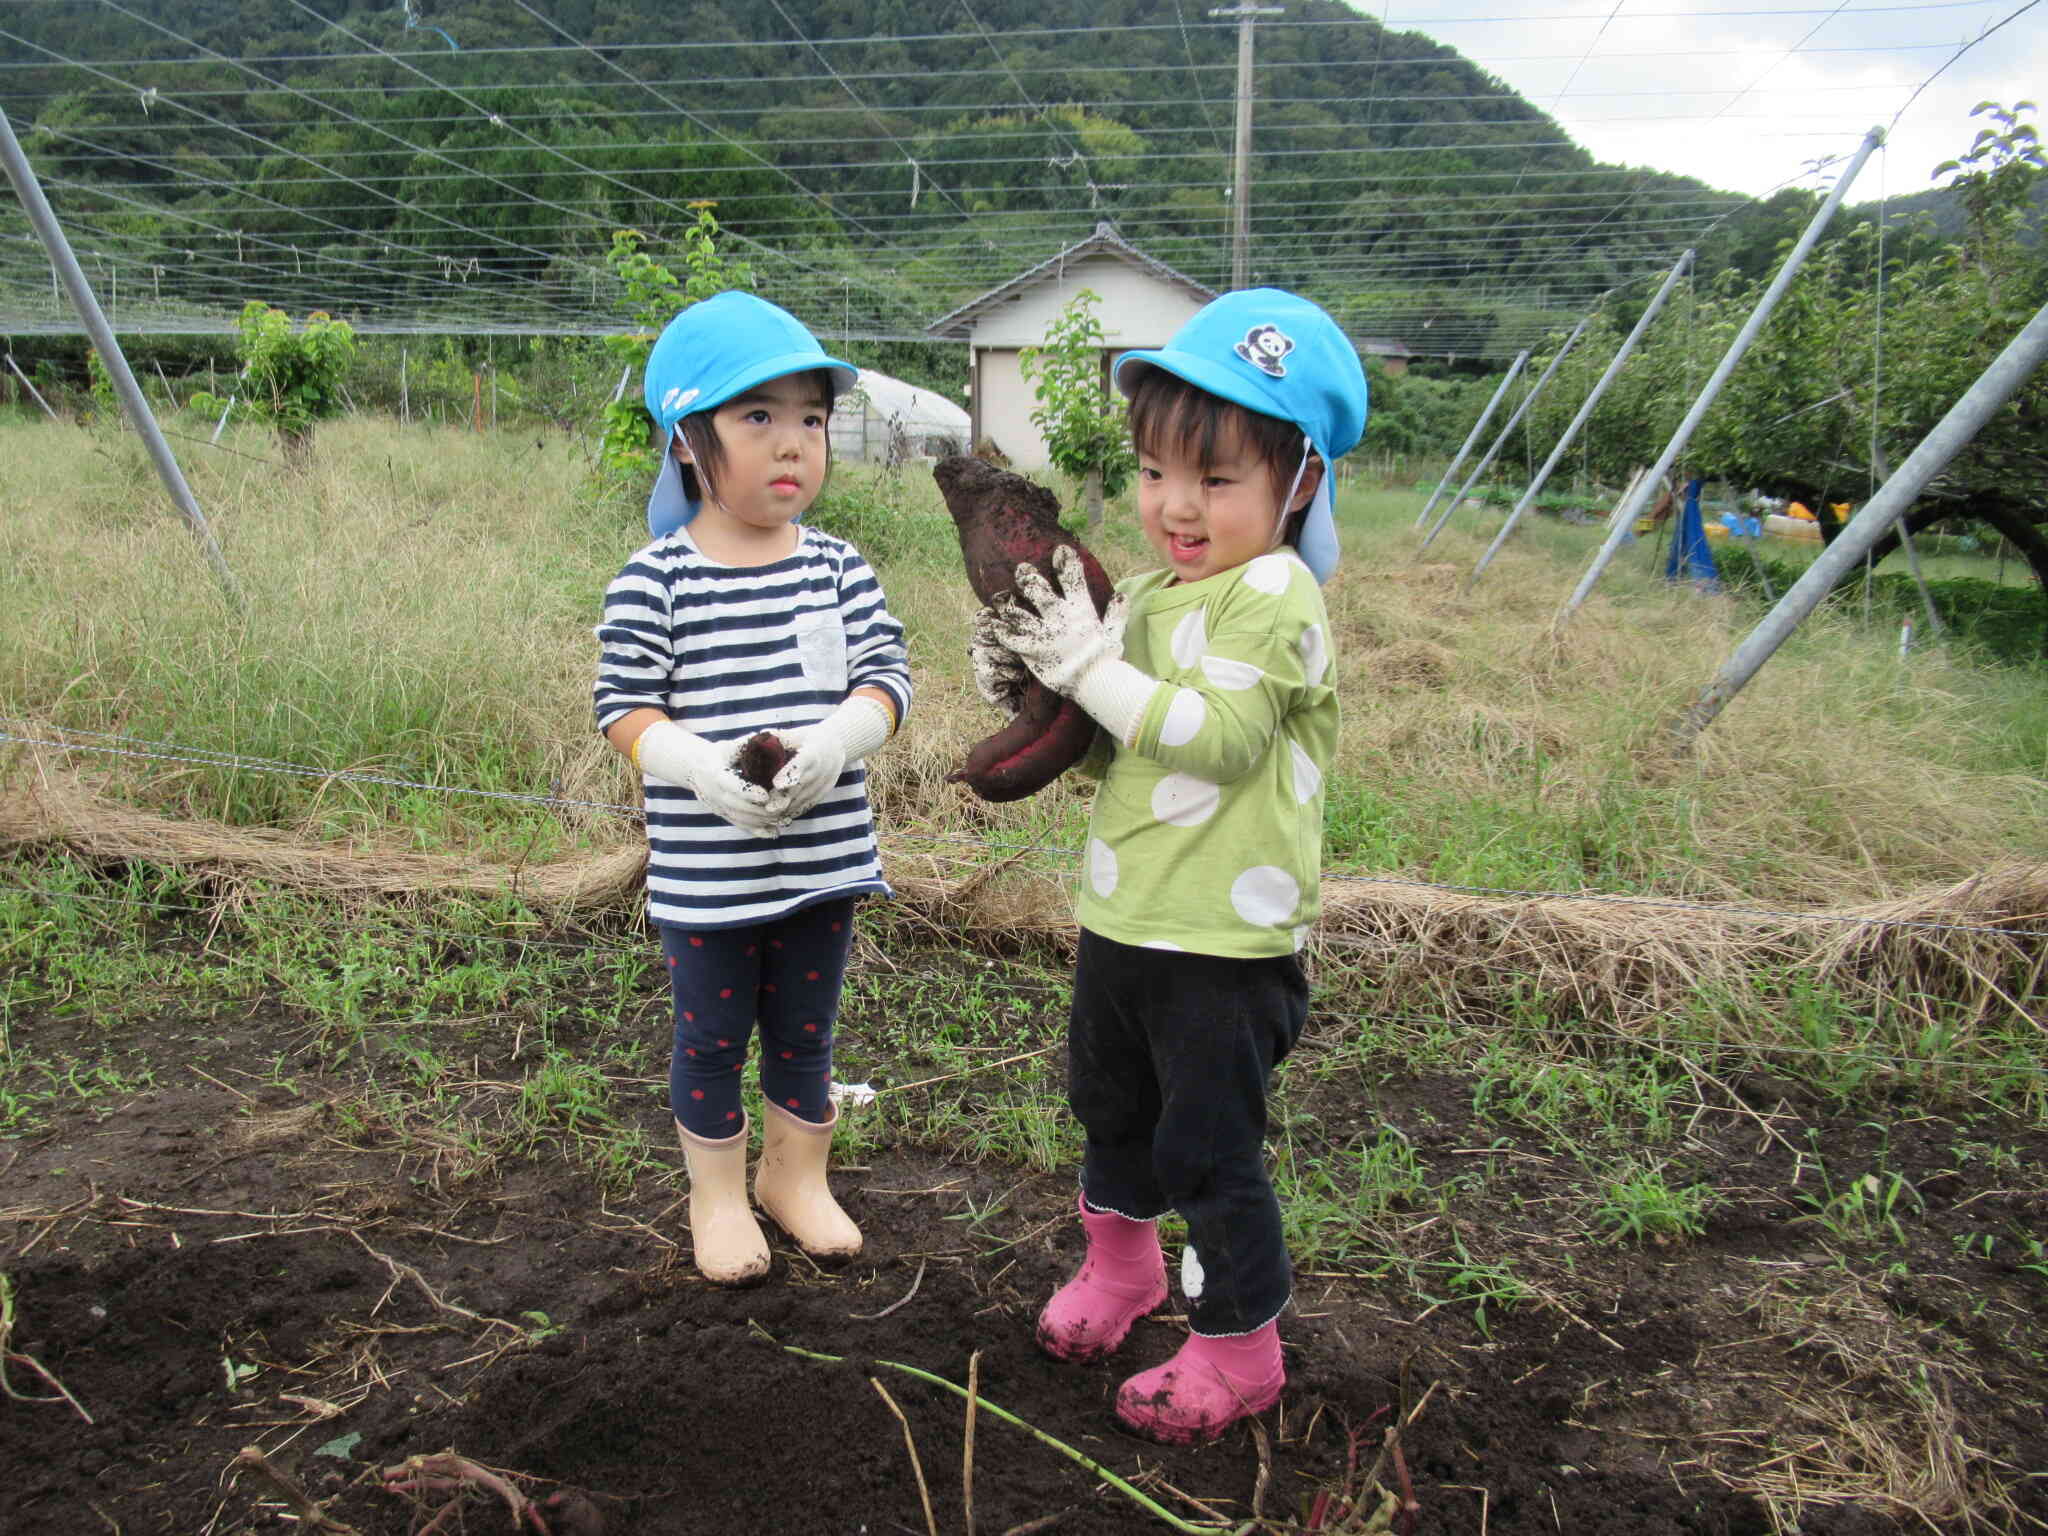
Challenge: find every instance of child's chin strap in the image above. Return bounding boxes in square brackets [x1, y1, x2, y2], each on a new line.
[1268, 435, 1314, 555]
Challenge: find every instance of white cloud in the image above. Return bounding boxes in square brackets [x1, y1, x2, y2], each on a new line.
[1358, 1, 2044, 199]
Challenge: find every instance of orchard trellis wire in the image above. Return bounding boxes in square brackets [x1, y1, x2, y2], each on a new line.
[3, 759, 2044, 1110]
[0, 3, 2024, 352]
[6, 718, 2045, 945]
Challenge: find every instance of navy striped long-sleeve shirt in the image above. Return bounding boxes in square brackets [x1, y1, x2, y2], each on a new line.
[594, 526, 913, 930]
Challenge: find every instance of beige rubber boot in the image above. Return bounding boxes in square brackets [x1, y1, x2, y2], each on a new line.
[675, 1117, 770, 1285]
[754, 1100, 862, 1259]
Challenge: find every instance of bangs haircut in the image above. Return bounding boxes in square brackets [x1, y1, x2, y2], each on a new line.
[675, 366, 841, 507]
[1126, 364, 1316, 540]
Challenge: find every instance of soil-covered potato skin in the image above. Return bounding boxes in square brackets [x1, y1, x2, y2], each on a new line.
[934, 455, 1116, 803]
[5, 987, 2046, 1535]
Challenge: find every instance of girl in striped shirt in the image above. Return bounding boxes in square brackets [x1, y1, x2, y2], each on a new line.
[594, 293, 911, 1286]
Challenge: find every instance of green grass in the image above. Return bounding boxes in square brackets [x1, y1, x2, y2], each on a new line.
[4, 418, 2044, 905]
[1593, 1160, 1721, 1245]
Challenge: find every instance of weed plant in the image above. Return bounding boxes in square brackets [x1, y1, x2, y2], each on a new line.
[1593, 1160, 1720, 1244]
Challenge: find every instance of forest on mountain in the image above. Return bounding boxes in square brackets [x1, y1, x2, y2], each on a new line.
[1, 0, 1817, 355]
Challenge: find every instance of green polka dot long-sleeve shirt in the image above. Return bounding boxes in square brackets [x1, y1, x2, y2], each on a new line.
[1077, 551, 1337, 959]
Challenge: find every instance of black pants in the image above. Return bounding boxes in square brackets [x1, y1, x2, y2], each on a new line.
[1067, 930, 1308, 1336]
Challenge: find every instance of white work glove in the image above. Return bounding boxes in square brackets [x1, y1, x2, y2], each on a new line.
[633, 719, 778, 835]
[764, 694, 896, 825]
[969, 606, 1031, 713]
[989, 546, 1130, 698]
[988, 546, 1156, 747]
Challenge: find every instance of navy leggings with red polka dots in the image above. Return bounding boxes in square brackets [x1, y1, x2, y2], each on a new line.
[659, 897, 855, 1140]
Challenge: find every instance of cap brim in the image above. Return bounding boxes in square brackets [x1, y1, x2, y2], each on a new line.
[692, 352, 858, 425]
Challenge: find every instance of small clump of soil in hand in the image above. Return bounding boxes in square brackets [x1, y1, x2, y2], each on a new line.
[733, 731, 790, 790]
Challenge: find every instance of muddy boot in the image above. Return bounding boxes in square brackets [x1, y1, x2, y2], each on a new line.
[675, 1117, 770, 1286]
[754, 1100, 862, 1259]
[1115, 1321, 1284, 1445]
[1036, 1194, 1168, 1363]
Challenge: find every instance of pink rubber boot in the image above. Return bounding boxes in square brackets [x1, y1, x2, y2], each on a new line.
[1035, 1195, 1168, 1363]
[1115, 1321, 1285, 1444]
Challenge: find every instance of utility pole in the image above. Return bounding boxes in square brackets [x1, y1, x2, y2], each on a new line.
[1210, 4, 1282, 291]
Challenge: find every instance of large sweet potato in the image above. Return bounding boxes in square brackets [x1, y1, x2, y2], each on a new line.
[933, 455, 1115, 803]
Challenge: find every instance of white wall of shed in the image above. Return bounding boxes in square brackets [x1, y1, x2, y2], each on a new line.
[965, 254, 1206, 347]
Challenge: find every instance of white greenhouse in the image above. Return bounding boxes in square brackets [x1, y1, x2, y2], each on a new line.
[829, 369, 971, 466]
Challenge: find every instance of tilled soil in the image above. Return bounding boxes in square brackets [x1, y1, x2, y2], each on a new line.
[5, 988, 2046, 1535]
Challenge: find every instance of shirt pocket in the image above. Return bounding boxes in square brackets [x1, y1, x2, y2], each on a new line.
[793, 608, 849, 694]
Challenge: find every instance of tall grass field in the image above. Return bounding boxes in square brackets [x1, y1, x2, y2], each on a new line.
[3, 415, 2042, 903]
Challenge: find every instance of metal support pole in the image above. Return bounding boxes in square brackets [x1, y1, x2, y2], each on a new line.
[1211, 4, 1282, 291]
[1414, 352, 1527, 528]
[0, 101, 238, 601]
[6, 352, 60, 420]
[1471, 251, 1693, 582]
[1673, 299, 2048, 746]
[1559, 127, 1884, 625]
[1418, 318, 1589, 553]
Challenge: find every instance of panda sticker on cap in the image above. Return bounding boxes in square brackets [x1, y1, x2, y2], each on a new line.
[1235, 324, 1294, 378]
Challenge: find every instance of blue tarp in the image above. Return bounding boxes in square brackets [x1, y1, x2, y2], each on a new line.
[1666, 477, 1720, 591]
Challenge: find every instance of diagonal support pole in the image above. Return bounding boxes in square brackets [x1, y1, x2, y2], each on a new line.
[1672, 299, 2048, 746]
[0, 101, 239, 604]
[1471, 251, 1694, 583]
[1414, 352, 1527, 528]
[1418, 318, 1588, 553]
[1557, 126, 1884, 628]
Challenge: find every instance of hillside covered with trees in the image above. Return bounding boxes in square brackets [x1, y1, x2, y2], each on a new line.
[1, 0, 1798, 355]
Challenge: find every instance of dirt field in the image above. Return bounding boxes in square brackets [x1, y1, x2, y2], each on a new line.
[5, 954, 2047, 1536]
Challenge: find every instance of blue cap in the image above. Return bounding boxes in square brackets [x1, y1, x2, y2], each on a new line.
[642, 291, 857, 538]
[1114, 288, 1368, 582]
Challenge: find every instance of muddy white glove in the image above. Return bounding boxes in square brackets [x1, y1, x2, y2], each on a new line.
[633, 720, 777, 834]
[765, 694, 895, 824]
[991, 546, 1129, 698]
[990, 547, 1156, 746]
[969, 607, 1031, 713]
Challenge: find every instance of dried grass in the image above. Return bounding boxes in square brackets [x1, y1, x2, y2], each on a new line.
[1674, 1275, 2025, 1533]
[7, 756, 2040, 1044]
[0, 756, 643, 909]
[1316, 860, 2048, 1037]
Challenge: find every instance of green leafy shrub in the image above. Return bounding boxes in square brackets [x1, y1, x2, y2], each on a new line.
[189, 300, 356, 464]
[596, 207, 753, 484]
[1715, 544, 2047, 664]
[1020, 289, 1135, 528]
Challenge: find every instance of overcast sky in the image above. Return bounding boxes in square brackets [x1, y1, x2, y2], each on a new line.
[1351, 0, 2043, 201]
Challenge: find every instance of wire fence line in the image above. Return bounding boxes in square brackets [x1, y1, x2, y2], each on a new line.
[0, 5, 1982, 350]
[6, 720, 2045, 943]
[0, 873, 2039, 1083]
